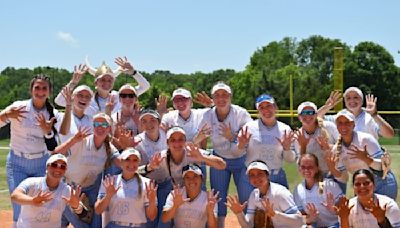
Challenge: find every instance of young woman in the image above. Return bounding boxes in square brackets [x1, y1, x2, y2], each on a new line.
[54, 113, 120, 228]
[327, 110, 397, 199]
[295, 101, 339, 174]
[195, 82, 253, 227]
[11, 153, 84, 228]
[95, 148, 157, 228]
[227, 160, 304, 228]
[162, 163, 218, 228]
[54, 57, 150, 116]
[293, 154, 343, 228]
[336, 169, 400, 228]
[0, 74, 62, 224]
[243, 94, 296, 188]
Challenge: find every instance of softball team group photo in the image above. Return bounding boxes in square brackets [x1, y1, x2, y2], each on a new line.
[1, 56, 399, 228]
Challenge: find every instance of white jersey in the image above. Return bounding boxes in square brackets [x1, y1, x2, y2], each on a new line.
[294, 121, 339, 172]
[112, 111, 139, 135]
[0, 99, 62, 155]
[325, 109, 380, 140]
[333, 131, 383, 174]
[198, 104, 252, 159]
[244, 120, 295, 169]
[161, 109, 208, 142]
[293, 178, 343, 227]
[348, 194, 400, 228]
[163, 189, 217, 228]
[54, 73, 150, 116]
[16, 177, 71, 228]
[98, 174, 154, 225]
[246, 182, 301, 228]
[135, 130, 168, 165]
[147, 149, 210, 185]
[65, 135, 118, 187]
[55, 112, 93, 144]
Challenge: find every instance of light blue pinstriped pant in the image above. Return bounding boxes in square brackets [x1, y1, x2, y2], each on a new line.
[375, 170, 398, 200]
[6, 150, 50, 222]
[268, 168, 289, 189]
[146, 179, 172, 228]
[210, 153, 254, 217]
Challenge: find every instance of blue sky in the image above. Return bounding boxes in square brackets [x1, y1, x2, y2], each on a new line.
[1, 0, 399, 74]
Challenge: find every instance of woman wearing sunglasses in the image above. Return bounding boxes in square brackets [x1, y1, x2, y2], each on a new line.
[243, 94, 297, 189]
[227, 160, 304, 228]
[0, 74, 62, 225]
[55, 57, 150, 116]
[54, 113, 120, 228]
[162, 163, 219, 228]
[327, 110, 397, 199]
[293, 154, 343, 228]
[11, 153, 85, 228]
[294, 101, 339, 175]
[336, 169, 400, 228]
[95, 148, 157, 228]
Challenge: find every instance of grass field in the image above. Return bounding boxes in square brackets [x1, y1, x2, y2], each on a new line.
[0, 139, 399, 211]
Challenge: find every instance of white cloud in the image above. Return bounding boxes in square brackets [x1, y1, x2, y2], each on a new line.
[57, 31, 78, 47]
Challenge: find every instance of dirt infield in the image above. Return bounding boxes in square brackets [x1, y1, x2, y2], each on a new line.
[0, 210, 240, 228]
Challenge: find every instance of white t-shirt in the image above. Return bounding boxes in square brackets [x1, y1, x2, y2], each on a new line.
[65, 135, 118, 187]
[98, 174, 154, 225]
[246, 182, 301, 228]
[294, 121, 339, 172]
[0, 99, 62, 155]
[198, 104, 252, 159]
[293, 178, 343, 227]
[16, 177, 71, 228]
[244, 120, 295, 169]
[55, 112, 93, 144]
[348, 194, 400, 228]
[163, 189, 217, 228]
[135, 130, 168, 166]
[161, 109, 208, 142]
[111, 110, 139, 135]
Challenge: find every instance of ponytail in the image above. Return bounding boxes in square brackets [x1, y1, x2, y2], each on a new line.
[135, 173, 143, 198]
[103, 135, 112, 169]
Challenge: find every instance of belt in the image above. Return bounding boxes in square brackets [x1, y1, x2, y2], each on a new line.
[110, 221, 142, 227]
[12, 150, 48, 159]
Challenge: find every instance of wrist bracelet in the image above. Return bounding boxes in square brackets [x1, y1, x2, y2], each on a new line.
[131, 70, 137, 76]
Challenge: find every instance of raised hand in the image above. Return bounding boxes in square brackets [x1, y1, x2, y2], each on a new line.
[115, 56, 135, 75]
[72, 127, 92, 142]
[105, 94, 116, 114]
[155, 94, 168, 116]
[148, 152, 165, 170]
[206, 189, 220, 212]
[237, 126, 251, 150]
[365, 198, 387, 223]
[295, 129, 310, 154]
[31, 190, 54, 207]
[305, 203, 319, 224]
[35, 113, 56, 135]
[325, 152, 338, 171]
[145, 180, 157, 203]
[4, 106, 27, 121]
[226, 195, 247, 214]
[103, 174, 120, 197]
[261, 198, 276, 218]
[71, 64, 88, 85]
[276, 130, 295, 151]
[348, 145, 371, 164]
[321, 192, 336, 213]
[61, 86, 73, 106]
[334, 196, 353, 219]
[365, 94, 378, 115]
[316, 135, 330, 151]
[219, 122, 234, 142]
[324, 90, 342, 109]
[193, 91, 213, 107]
[171, 185, 190, 208]
[194, 124, 211, 145]
[63, 185, 84, 209]
[185, 142, 204, 161]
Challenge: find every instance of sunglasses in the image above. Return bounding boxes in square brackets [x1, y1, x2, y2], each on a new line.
[354, 181, 372, 187]
[93, 121, 110, 128]
[119, 93, 136, 99]
[300, 110, 316, 116]
[49, 162, 67, 170]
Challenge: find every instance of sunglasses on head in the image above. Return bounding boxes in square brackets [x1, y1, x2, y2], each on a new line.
[93, 121, 110, 128]
[300, 110, 316, 116]
[49, 162, 67, 170]
[119, 93, 136, 98]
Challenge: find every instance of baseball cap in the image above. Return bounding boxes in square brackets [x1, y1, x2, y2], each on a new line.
[336, 109, 355, 122]
[166, 126, 186, 140]
[172, 88, 192, 99]
[119, 147, 141, 161]
[93, 113, 112, 126]
[246, 161, 270, 175]
[73, 85, 94, 97]
[118, 84, 137, 95]
[139, 109, 161, 121]
[297, 101, 318, 114]
[211, 82, 232, 95]
[344, 87, 363, 100]
[46, 153, 68, 166]
[255, 94, 275, 109]
[182, 164, 203, 177]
